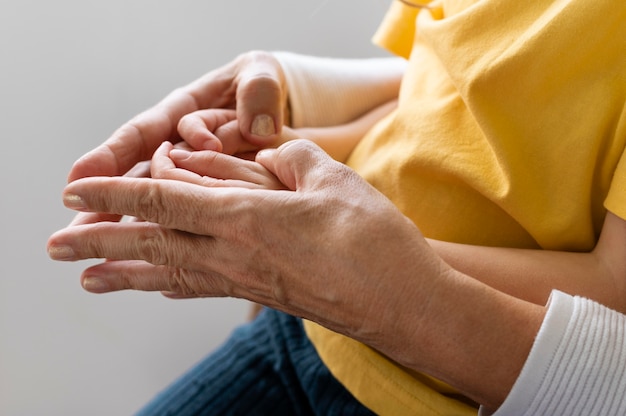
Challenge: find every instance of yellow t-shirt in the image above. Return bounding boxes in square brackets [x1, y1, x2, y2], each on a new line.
[304, 0, 626, 414]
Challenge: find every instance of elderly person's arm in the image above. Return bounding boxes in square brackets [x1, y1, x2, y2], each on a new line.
[485, 290, 626, 416]
[47, 141, 626, 411]
[47, 140, 540, 409]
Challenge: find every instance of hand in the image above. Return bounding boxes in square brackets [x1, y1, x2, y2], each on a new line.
[177, 108, 255, 158]
[68, 51, 287, 224]
[48, 140, 547, 408]
[48, 140, 446, 362]
[175, 107, 283, 160]
[177, 100, 399, 164]
[151, 141, 286, 190]
[153, 138, 288, 322]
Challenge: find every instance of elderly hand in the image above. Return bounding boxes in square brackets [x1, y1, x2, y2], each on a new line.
[48, 140, 446, 357]
[68, 51, 287, 225]
[48, 140, 548, 408]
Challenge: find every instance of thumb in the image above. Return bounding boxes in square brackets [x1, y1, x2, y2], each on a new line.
[255, 140, 341, 191]
[235, 53, 288, 147]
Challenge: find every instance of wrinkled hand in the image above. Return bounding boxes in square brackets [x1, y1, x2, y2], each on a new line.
[68, 51, 287, 225]
[47, 140, 447, 361]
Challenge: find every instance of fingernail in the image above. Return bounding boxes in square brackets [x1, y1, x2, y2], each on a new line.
[169, 149, 192, 161]
[63, 193, 87, 210]
[161, 291, 182, 298]
[82, 276, 110, 293]
[251, 114, 276, 137]
[48, 245, 75, 261]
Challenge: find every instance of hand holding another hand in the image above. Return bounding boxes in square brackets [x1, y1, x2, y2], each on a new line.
[48, 140, 447, 364]
[68, 51, 288, 225]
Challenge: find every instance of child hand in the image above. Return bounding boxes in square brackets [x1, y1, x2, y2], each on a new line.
[151, 141, 287, 191]
[178, 108, 272, 158]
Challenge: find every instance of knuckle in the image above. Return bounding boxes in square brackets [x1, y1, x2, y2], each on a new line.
[136, 181, 171, 225]
[167, 267, 194, 295]
[168, 268, 223, 298]
[138, 225, 170, 266]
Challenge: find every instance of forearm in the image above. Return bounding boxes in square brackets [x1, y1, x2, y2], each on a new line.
[400, 268, 545, 410]
[273, 51, 405, 128]
[412, 235, 626, 411]
[427, 238, 625, 313]
[277, 100, 397, 162]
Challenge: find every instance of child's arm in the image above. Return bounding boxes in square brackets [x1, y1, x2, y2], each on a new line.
[275, 100, 397, 162]
[428, 211, 626, 313]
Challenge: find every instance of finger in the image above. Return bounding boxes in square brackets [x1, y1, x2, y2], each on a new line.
[150, 140, 280, 189]
[59, 176, 268, 237]
[66, 54, 249, 183]
[177, 109, 235, 152]
[67, 52, 284, 182]
[48, 221, 214, 268]
[172, 141, 194, 151]
[235, 52, 287, 146]
[167, 149, 286, 190]
[177, 110, 257, 155]
[214, 119, 259, 155]
[79, 260, 229, 297]
[70, 159, 154, 226]
[150, 141, 176, 179]
[81, 260, 175, 293]
[256, 139, 344, 191]
[67, 89, 197, 182]
[151, 141, 233, 187]
[48, 223, 275, 304]
[80, 261, 279, 310]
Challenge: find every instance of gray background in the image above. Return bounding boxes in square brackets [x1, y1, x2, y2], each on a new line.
[0, 1, 391, 415]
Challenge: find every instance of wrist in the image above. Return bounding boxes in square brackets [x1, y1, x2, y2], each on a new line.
[402, 267, 545, 409]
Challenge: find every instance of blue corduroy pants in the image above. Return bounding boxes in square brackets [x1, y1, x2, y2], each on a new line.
[135, 308, 375, 416]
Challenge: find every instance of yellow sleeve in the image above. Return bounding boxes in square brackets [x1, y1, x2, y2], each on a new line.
[372, 1, 422, 58]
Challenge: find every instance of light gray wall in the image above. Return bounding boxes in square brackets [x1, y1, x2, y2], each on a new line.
[0, 1, 392, 415]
